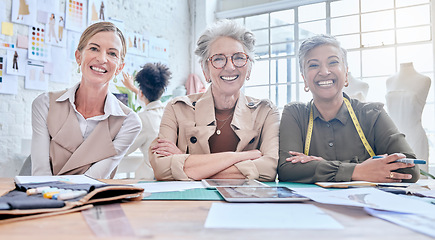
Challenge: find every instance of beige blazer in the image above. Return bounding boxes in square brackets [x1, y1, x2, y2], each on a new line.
[149, 87, 280, 181]
[47, 90, 130, 176]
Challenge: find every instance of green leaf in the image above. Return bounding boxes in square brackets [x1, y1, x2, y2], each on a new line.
[420, 169, 435, 179]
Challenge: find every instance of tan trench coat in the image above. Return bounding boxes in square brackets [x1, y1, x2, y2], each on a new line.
[149, 87, 280, 181]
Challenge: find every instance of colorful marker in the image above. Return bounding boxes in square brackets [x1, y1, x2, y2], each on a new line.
[26, 186, 51, 195]
[373, 156, 426, 164]
[56, 190, 87, 201]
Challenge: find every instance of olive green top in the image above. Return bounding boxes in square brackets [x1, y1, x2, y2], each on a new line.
[278, 94, 419, 183]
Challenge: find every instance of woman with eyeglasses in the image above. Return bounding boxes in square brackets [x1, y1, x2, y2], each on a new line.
[149, 20, 279, 181]
[278, 34, 419, 183]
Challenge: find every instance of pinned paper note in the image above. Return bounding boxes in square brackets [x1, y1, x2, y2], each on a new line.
[17, 35, 28, 49]
[1, 22, 13, 36]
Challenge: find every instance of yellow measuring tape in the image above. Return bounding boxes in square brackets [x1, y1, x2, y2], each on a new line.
[304, 97, 375, 157]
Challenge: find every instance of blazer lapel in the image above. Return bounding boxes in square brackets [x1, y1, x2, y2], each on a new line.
[51, 106, 83, 152]
[232, 93, 259, 151]
[57, 118, 117, 175]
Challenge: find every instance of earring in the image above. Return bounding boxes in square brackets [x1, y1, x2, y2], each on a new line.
[304, 86, 309, 92]
[207, 78, 211, 83]
[246, 76, 250, 81]
[344, 80, 349, 87]
[77, 65, 81, 73]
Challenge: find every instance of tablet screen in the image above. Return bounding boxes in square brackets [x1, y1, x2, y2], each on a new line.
[216, 186, 310, 202]
[201, 179, 267, 189]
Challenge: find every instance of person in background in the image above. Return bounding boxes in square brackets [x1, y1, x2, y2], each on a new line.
[278, 34, 419, 183]
[31, 22, 141, 179]
[149, 19, 279, 181]
[121, 63, 171, 179]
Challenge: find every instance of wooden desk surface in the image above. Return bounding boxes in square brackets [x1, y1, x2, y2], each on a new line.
[0, 178, 430, 239]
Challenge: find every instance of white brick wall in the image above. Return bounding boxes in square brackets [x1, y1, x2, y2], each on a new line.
[0, 0, 192, 177]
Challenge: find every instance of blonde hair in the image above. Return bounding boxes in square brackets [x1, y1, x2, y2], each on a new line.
[77, 22, 127, 62]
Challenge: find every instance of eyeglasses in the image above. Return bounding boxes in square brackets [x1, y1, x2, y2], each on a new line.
[207, 52, 249, 69]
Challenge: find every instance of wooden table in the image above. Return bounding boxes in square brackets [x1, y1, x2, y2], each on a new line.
[0, 178, 431, 239]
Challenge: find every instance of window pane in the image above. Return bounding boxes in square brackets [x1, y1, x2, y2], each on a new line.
[299, 20, 326, 37]
[298, 2, 325, 22]
[396, 0, 429, 7]
[397, 43, 433, 72]
[396, 5, 430, 28]
[271, 84, 289, 108]
[271, 9, 294, 27]
[336, 34, 361, 49]
[271, 43, 295, 57]
[397, 26, 431, 44]
[425, 78, 434, 102]
[245, 86, 269, 100]
[331, 0, 359, 17]
[362, 30, 395, 47]
[331, 15, 359, 35]
[252, 29, 268, 45]
[347, 51, 361, 78]
[362, 48, 395, 76]
[365, 77, 388, 104]
[248, 60, 269, 86]
[270, 58, 297, 84]
[255, 45, 269, 59]
[246, 13, 268, 30]
[361, 10, 394, 32]
[271, 25, 294, 43]
[361, 0, 393, 12]
[232, 18, 244, 26]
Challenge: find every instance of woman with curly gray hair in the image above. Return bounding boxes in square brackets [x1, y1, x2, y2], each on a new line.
[149, 20, 279, 181]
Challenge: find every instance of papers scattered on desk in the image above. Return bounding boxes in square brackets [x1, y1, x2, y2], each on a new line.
[133, 181, 204, 193]
[300, 188, 435, 217]
[315, 181, 413, 188]
[365, 208, 435, 238]
[14, 175, 105, 185]
[204, 203, 343, 229]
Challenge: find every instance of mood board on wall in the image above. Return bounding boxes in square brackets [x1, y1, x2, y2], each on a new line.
[0, 0, 170, 95]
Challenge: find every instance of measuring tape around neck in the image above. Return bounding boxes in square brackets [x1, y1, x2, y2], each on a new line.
[304, 97, 375, 157]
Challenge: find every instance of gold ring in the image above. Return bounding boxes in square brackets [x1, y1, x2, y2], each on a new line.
[389, 172, 394, 179]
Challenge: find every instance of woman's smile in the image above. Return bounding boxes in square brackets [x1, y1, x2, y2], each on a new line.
[220, 75, 239, 81]
[90, 65, 108, 74]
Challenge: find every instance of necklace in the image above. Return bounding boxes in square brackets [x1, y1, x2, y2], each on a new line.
[215, 112, 233, 135]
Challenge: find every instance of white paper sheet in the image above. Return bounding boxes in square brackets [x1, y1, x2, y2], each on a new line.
[0, 74, 18, 95]
[14, 175, 105, 185]
[365, 208, 435, 238]
[301, 188, 435, 217]
[204, 202, 343, 229]
[132, 181, 205, 193]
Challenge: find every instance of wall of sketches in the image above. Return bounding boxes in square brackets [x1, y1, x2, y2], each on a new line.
[0, 0, 192, 177]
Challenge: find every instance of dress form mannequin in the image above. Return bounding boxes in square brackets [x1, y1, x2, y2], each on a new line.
[343, 72, 369, 102]
[386, 62, 431, 172]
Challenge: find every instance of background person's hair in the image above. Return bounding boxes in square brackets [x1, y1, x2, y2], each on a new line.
[195, 19, 256, 73]
[77, 22, 127, 62]
[135, 63, 171, 102]
[298, 34, 348, 75]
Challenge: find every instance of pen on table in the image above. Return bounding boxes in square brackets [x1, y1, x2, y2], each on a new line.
[372, 156, 426, 164]
[26, 186, 51, 195]
[56, 190, 87, 201]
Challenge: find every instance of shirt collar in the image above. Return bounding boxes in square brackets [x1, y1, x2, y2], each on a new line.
[144, 100, 164, 111]
[56, 82, 127, 119]
[312, 93, 350, 124]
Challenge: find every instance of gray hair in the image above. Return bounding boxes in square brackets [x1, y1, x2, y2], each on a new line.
[195, 19, 256, 72]
[298, 34, 348, 75]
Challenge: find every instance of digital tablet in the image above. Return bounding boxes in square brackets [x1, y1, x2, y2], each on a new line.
[216, 186, 310, 202]
[201, 179, 268, 189]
